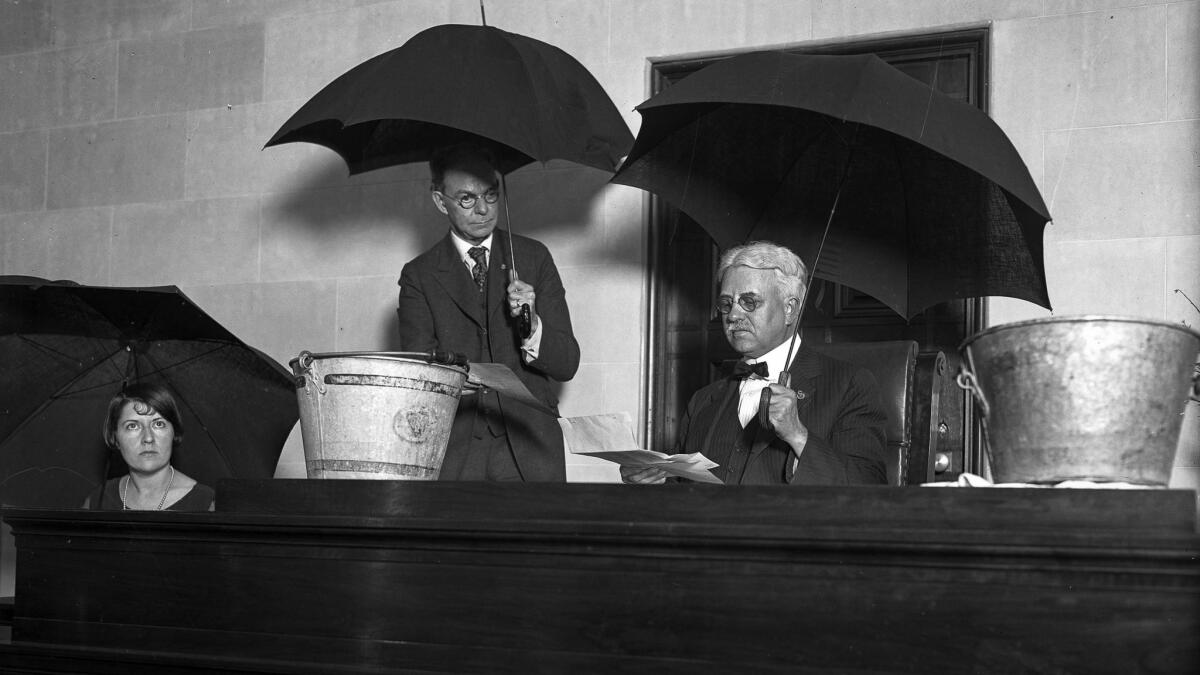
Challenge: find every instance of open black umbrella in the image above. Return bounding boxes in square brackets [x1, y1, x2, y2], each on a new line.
[265, 22, 634, 336]
[264, 23, 634, 176]
[611, 50, 1052, 320]
[0, 277, 298, 508]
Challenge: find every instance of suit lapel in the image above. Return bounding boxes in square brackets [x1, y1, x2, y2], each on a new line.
[430, 234, 485, 328]
[787, 347, 821, 429]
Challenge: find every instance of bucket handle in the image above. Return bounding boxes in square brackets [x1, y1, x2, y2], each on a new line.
[291, 350, 470, 394]
[425, 350, 470, 369]
[293, 350, 326, 395]
[294, 350, 470, 370]
[955, 365, 990, 420]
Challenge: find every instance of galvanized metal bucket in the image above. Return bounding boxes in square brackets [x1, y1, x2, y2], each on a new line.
[959, 316, 1200, 485]
[290, 351, 468, 480]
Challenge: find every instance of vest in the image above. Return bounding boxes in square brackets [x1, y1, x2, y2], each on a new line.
[472, 260, 505, 437]
[697, 379, 792, 484]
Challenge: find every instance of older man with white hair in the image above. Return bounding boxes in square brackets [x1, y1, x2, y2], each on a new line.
[624, 241, 887, 485]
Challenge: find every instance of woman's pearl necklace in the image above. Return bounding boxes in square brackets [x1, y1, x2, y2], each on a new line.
[121, 465, 175, 511]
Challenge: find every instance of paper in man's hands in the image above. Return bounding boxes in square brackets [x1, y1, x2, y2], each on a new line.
[558, 412, 723, 484]
[466, 362, 556, 417]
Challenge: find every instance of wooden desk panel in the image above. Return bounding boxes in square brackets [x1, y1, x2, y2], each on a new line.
[2, 482, 1197, 674]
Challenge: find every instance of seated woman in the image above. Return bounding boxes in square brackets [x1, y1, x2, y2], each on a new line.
[83, 382, 215, 511]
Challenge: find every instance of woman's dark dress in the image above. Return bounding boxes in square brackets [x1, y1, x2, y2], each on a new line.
[86, 476, 216, 511]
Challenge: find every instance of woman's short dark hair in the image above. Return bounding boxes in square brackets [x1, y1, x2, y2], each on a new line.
[102, 382, 185, 450]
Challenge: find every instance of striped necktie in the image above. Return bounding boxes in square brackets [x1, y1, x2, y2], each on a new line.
[468, 246, 488, 292]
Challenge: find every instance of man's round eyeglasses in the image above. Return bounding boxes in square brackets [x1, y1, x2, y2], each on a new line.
[715, 294, 763, 314]
[439, 189, 500, 210]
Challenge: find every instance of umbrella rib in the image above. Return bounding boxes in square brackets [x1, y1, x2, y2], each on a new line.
[917, 50, 941, 142]
[14, 334, 103, 367]
[0, 464, 97, 490]
[677, 121, 701, 210]
[748, 114, 834, 228]
[0, 340, 242, 452]
[891, 132, 917, 315]
[0, 345, 128, 450]
[129, 340, 237, 380]
[771, 119, 861, 324]
[795, 156, 852, 327]
[750, 115, 855, 260]
[39, 338, 237, 396]
[138, 345, 241, 477]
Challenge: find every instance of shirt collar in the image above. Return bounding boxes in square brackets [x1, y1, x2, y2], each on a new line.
[744, 333, 801, 381]
[450, 231, 494, 268]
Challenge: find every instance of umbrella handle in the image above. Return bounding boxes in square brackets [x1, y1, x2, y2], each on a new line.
[426, 350, 470, 369]
[518, 305, 532, 339]
[757, 372, 792, 431]
[507, 267, 532, 339]
[757, 388, 773, 430]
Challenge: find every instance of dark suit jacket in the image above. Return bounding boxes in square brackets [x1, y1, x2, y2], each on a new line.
[676, 345, 887, 485]
[397, 231, 579, 481]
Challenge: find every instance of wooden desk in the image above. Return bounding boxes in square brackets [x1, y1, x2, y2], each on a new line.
[2, 481, 1197, 673]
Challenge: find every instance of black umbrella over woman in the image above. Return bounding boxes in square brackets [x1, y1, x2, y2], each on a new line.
[0, 277, 298, 508]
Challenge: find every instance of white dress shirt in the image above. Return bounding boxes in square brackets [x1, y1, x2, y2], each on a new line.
[737, 336, 800, 427]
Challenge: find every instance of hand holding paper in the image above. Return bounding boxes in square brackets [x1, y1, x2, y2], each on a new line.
[558, 412, 723, 484]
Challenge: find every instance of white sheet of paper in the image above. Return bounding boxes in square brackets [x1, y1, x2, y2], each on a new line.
[558, 412, 723, 484]
[466, 362, 556, 417]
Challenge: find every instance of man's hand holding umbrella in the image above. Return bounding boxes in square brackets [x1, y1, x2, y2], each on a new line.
[760, 383, 808, 456]
[507, 272, 538, 336]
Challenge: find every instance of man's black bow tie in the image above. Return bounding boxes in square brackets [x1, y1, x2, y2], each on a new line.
[733, 361, 769, 379]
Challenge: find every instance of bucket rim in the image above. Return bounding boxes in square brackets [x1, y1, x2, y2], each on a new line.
[287, 350, 469, 374]
[959, 314, 1200, 351]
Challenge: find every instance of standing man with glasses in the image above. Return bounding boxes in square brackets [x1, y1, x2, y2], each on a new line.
[397, 142, 580, 481]
[623, 241, 887, 485]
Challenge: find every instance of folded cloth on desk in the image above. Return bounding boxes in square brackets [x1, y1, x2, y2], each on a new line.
[922, 472, 1161, 489]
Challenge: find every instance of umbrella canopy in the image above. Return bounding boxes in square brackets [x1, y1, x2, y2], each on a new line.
[264, 23, 634, 175]
[0, 277, 298, 508]
[611, 50, 1052, 319]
